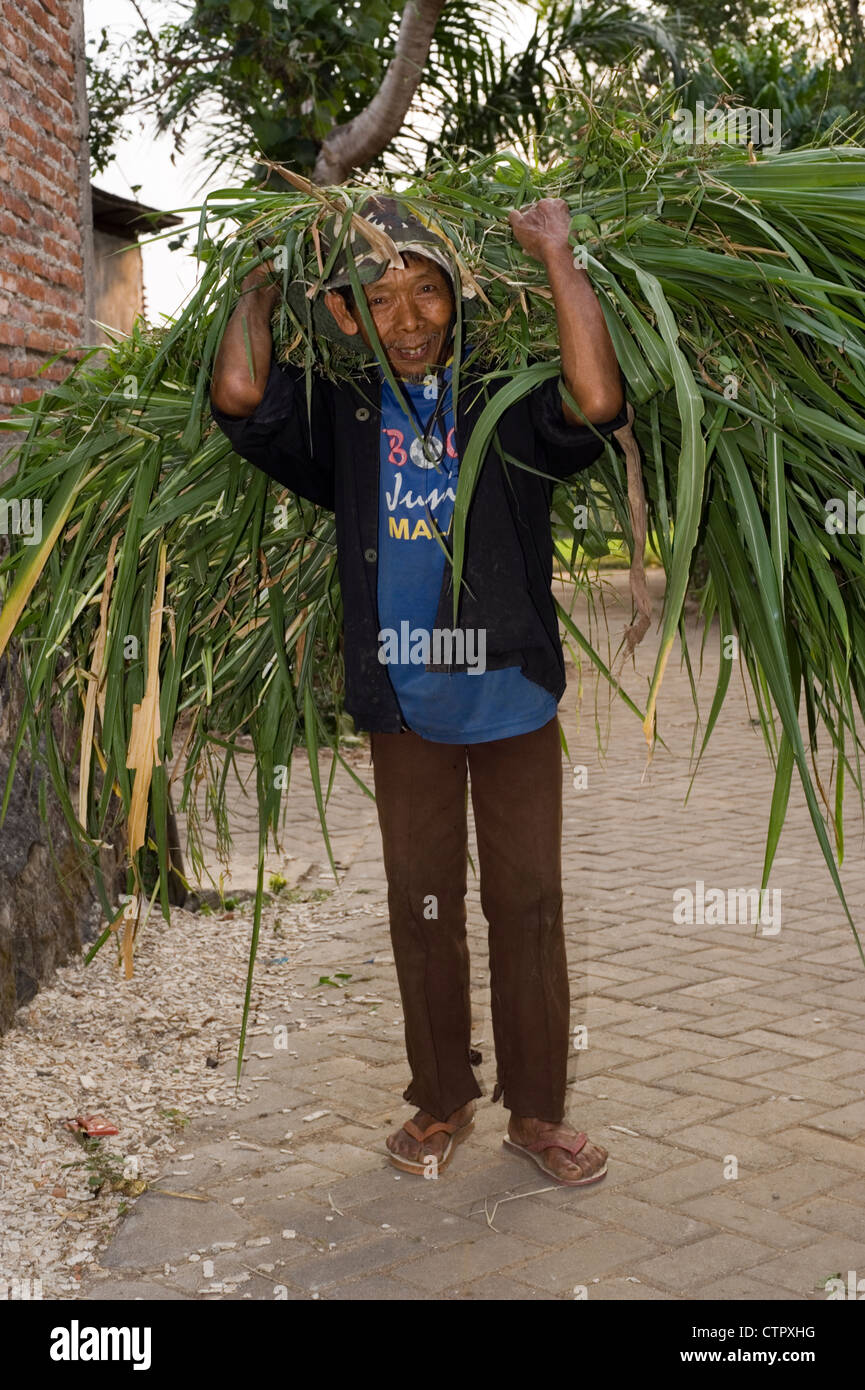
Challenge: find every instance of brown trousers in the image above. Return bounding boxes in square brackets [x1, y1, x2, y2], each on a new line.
[369, 714, 569, 1123]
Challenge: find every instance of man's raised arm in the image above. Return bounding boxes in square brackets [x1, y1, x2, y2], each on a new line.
[209, 265, 336, 510]
[211, 264, 281, 418]
[508, 199, 624, 426]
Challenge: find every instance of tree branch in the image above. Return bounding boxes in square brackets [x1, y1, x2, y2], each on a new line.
[311, 0, 447, 185]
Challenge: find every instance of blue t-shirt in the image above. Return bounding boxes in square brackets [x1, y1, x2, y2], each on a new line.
[376, 360, 557, 742]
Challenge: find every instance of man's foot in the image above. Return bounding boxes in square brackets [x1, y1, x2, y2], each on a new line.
[386, 1101, 476, 1169]
[506, 1116, 608, 1185]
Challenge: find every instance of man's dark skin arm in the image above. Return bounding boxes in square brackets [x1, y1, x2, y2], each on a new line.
[211, 264, 280, 417]
[508, 198, 624, 426]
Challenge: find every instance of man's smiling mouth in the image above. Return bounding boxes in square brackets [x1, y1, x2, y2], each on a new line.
[389, 337, 435, 359]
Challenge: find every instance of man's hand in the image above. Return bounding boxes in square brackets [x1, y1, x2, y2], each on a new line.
[211, 259, 281, 418]
[508, 198, 572, 264]
[240, 258, 280, 305]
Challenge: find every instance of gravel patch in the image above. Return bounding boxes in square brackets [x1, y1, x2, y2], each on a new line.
[0, 885, 387, 1299]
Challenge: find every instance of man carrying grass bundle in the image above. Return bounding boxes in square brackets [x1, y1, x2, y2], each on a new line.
[210, 194, 629, 1187]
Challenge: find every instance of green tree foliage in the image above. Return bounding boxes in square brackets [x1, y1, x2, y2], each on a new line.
[670, 1, 865, 149]
[87, 0, 694, 183]
[649, 0, 789, 48]
[820, 0, 865, 107]
[680, 33, 856, 148]
[86, 0, 516, 180]
[435, 0, 685, 160]
[87, 1, 865, 188]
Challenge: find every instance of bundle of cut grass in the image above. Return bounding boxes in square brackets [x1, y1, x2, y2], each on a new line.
[3, 97, 865, 1068]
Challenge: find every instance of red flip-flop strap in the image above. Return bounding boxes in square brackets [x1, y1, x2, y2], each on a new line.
[403, 1119, 456, 1143]
[525, 1129, 587, 1157]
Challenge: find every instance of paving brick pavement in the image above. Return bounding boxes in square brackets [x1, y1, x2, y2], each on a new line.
[82, 570, 865, 1302]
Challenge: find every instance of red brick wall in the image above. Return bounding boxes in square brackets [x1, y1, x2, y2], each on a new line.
[0, 0, 92, 416]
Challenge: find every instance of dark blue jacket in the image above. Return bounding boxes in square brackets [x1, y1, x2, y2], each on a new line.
[210, 354, 629, 733]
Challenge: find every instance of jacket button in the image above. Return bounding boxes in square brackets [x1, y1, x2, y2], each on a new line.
[364, 547, 377, 562]
[355, 406, 370, 421]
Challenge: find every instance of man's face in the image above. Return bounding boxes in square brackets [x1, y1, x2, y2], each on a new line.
[324, 253, 454, 381]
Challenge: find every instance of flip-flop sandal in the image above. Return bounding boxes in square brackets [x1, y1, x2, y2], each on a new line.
[502, 1128, 607, 1187]
[385, 1115, 474, 1176]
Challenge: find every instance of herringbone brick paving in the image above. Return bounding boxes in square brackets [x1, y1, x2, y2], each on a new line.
[82, 570, 865, 1300]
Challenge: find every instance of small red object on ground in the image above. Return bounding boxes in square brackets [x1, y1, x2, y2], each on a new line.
[64, 1113, 120, 1137]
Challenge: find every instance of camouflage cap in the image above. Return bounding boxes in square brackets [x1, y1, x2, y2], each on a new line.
[321, 194, 475, 299]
